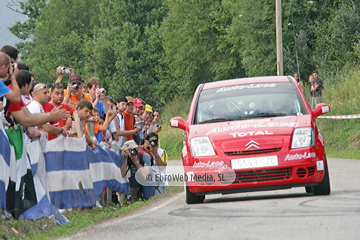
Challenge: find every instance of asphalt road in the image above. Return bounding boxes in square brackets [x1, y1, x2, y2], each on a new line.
[60, 158, 360, 240]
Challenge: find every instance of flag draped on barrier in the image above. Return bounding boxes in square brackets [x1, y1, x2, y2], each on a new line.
[45, 135, 96, 209]
[5, 127, 37, 220]
[1, 122, 128, 222]
[90, 145, 129, 197]
[0, 119, 10, 210]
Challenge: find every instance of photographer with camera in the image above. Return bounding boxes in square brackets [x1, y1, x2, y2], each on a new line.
[122, 140, 155, 201]
[144, 132, 168, 194]
[63, 75, 92, 108]
[86, 77, 109, 116]
[147, 109, 162, 134]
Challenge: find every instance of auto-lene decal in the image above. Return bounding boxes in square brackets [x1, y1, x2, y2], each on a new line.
[284, 152, 316, 161]
[216, 83, 277, 93]
[206, 122, 299, 135]
[230, 131, 273, 138]
[193, 161, 225, 168]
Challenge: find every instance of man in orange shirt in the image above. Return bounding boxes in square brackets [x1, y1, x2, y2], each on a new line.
[63, 75, 92, 108]
[122, 96, 136, 140]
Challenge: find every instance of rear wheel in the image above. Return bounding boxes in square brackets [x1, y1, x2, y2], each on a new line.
[185, 184, 205, 204]
[312, 162, 331, 195]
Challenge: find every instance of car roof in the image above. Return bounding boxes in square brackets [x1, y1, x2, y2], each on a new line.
[202, 76, 293, 90]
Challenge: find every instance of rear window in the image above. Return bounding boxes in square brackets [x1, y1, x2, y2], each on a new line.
[194, 82, 307, 124]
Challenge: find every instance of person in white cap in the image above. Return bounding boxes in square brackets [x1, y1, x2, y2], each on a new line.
[122, 140, 155, 201]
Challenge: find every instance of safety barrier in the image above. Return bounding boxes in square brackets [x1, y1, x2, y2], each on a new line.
[0, 121, 127, 224]
[318, 114, 360, 119]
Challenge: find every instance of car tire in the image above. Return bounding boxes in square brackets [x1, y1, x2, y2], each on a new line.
[312, 162, 331, 195]
[185, 184, 205, 204]
[305, 186, 313, 193]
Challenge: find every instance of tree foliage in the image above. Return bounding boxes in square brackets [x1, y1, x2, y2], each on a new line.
[7, 0, 360, 106]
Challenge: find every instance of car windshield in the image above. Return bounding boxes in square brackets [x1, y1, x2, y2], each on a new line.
[194, 82, 307, 124]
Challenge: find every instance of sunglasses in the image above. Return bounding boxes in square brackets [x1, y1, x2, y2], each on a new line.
[33, 85, 48, 93]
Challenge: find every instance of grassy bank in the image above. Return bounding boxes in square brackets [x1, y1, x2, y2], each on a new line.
[157, 95, 192, 159]
[317, 69, 360, 159]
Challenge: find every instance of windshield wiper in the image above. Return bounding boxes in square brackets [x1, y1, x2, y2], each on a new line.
[198, 118, 231, 124]
[249, 112, 287, 118]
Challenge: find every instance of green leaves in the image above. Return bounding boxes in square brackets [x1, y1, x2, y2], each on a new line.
[7, 0, 360, 106]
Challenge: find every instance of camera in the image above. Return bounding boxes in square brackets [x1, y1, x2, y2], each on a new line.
[99, 88, 106, 94]
[136, 120, 144, 129]
[149, 139, 158, 147]
[129, 148, 138, 156]
[113, 107, 117, 111]
[73, 84, 79, 90]
[59, 66, 70, 74]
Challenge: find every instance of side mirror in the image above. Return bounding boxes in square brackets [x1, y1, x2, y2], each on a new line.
[312, 103, 330, 118]
[169, 117, 188, 131]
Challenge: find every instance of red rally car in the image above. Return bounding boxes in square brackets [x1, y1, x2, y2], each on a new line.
[170, 76, 331, 204]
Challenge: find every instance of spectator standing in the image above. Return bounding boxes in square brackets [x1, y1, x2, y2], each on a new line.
[311, 71, 324, 109]
[115, 96, 141, 148]
[86, 77, 108, 116]
[293, 73, 304, 93]
[308, 75, 315, 107]
[44, 83, 74, 127]
[123, 96, 136, 141]
[63, 75, 92, 108]
[43, 83, 75, 140]
[0, 52, 21, 103]
[64, 100, 97, 149]
[147, 109, 162, 134]
[90, 108, 116, 143]
[6, 70, 65, 128]
[27, 83, 67, 140]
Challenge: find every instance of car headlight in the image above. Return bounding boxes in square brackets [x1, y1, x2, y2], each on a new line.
[291, 127, 314, 149]
[190, 136, 215, 157]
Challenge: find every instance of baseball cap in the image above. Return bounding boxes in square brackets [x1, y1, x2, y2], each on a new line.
[126, 96, 134, 103]
[116, 96, 128, 103]
[145, 104, 153, 113]
[133, 98, 143, 107]
[69, 74, 82, 84]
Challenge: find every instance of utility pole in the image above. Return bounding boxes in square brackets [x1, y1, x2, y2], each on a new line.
[276, 0, 283, 76]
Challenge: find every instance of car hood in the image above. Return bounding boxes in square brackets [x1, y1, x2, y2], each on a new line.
[189, 115, 312, 142]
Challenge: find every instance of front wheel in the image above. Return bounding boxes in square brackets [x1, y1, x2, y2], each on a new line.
[185, 184, 205, 204]
[312, 162, 331, 195]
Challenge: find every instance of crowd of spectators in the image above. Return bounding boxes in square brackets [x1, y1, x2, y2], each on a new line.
[0, 45, 167, 205]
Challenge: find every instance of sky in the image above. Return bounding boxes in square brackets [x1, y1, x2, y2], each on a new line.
[0, 0, 29, 47]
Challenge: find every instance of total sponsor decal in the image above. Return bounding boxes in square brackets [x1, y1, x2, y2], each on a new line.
[230, 130, 273, 138]
[216, 83, 277, 93]
[206, 121, 299, 135]
[193, 161, 227, 168]
[284, 152, 316, 161]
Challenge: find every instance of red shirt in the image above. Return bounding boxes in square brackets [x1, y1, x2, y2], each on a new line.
[123, 112, 135, 140]
[7, 84, 26, 116]
[43, 102, 74, 127]
[8, 99, 25, 116]
[43, 102, 75, 140]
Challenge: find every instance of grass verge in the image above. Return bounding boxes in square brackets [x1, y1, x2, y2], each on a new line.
[0, 186, 183, 240]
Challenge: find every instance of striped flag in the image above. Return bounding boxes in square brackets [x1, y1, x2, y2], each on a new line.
[90, 145, 129, 197]
[5, 127, 37, 220]
[44, 135, 96, 209]
[0, 117, 10, 210]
